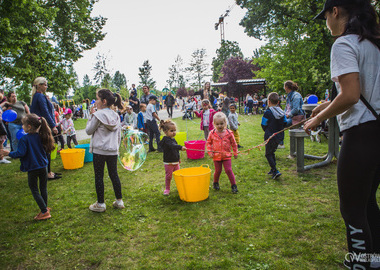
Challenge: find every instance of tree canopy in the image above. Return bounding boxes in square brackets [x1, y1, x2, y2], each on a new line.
[212, 40, 243, 83]
[138, 60, 156, 90]
[237, 0, 333, 97]
[0, 0, 106, 97]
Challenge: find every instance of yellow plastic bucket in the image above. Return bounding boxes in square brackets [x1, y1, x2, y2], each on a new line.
[60, 148, 85, 170]
[160, 132, 187, 146]
[173, 164, 211, 202]
[50, 144, 58, 160]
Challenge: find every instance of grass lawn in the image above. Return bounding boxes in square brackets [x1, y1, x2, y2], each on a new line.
[0, 114, 358, 269]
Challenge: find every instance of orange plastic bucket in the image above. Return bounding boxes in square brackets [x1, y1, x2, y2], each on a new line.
[173, 165, 211, 202]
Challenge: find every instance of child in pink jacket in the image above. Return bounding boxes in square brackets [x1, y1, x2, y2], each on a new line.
[194, 99, 217, 140]
[206, 112, 238, 194]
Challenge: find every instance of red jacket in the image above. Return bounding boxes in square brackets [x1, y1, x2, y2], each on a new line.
[194, 109, 217, 131]
[206, 129, 238, 161]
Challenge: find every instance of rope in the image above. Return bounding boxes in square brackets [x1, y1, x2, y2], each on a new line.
[185, 117, 311, 155]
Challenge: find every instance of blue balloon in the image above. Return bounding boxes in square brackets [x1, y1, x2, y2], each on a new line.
[16, 129, 27, 140]
[307, 95, 318, 104]
[2, 109, 17, 122]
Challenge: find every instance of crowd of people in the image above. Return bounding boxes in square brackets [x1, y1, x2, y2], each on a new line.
[1, 2, 380, 266]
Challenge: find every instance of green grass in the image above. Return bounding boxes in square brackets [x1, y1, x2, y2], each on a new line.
[0, 114, 357, 269]
[73, 118, 88, 131]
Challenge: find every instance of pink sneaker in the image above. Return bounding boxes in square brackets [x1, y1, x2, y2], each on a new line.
[163, 189, 170, 196]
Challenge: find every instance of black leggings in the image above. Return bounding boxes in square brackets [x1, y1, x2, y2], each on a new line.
[167, 106, 173, 118]
[93, 154, 122, 203]
[338, 121, 380, 269]
[28, 167, 48, 213]
[67, 135, 78, 148]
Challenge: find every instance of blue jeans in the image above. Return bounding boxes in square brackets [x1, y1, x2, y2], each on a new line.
[8, 122, 22, 151]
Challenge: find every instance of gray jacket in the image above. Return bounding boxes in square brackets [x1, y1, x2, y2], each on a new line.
[86, 108, 121, 155]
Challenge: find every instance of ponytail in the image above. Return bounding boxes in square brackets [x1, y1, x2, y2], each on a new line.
[22, 114, 55, 153]
[31, 77, 47, 104]
[97, 89, 123, 109]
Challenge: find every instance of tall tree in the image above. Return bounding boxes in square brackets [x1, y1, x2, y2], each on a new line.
[219, 57, 259, 97]
[212, 40, 243, 83]
[167, 55, 185, 89]
[112, 71, 127, 91]
[93, 52, 110, 85]
[138, 60, 156, 89]
[0, 0, 106, 96]
[186, 49, 209, 90]
[237, 0, 333, 96]
[101, 73, 112, 89]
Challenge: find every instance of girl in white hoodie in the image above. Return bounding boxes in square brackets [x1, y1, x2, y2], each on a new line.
[86, 89, 124, 212]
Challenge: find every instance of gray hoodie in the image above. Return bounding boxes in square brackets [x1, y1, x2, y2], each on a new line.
[269, 106, 285, 120]
[86, 108, 121, 155]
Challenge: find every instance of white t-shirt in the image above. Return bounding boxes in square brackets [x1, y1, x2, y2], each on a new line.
[203, 109, 210, 127]
[331, 34, 380, 131]
[146, 103, 156, 121]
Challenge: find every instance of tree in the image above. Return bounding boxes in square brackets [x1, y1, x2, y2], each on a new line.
[186, 49, 209, 90]
[219, 57, 259, 97]
[113, 71, 127, 91]
[138, 60, 156, 89]
[72, 74, 97, 104]
[167, 55, 185, 90]
[212, 40, 243, 83]
[101, 73, 112, 89]
[93, 52, 110, 85]
[0, 0, 106, 97]
[237, 0, 333, 96]
[176, 87, 188, 98]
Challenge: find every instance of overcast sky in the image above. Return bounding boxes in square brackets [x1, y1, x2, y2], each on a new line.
[73, 0, 266, 90]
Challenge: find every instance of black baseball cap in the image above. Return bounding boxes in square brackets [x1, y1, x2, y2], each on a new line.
[149, 95, 157, 101]
[314, 0, 356, 20]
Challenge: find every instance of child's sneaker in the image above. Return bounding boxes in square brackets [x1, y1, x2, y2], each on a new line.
[213, 182, 220, 191]
[238, 145, 244, 148]
[34, 211, 51, 220]
[231, 184, 238, 194]
[268, 169, 274, 175]
[89, 202, 106, 212]
[0, 159, 11, 164]
[163, 189, 170, 196]
[113, 200, 125, 209]
[272, 171, 282, 179]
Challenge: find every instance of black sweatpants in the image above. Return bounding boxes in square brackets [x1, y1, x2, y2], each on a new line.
[146, 119, 161, 151]
[265, 139, 279, 173]
[167, 106, 173, 118]
[93, 154, 122, 203]
[54, 125, 65, 149]
[338, 121, 380, 269]
[28, 167, 48, 213]
[67, 134, 78, 148]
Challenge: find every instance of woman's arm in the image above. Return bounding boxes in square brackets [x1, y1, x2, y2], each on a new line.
[304, 72, 360, 132]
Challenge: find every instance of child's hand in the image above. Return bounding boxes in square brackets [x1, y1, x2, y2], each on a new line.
[182, 146, 186, 151]
[234, 154, 238, 159]
[0, 149, 10, 157]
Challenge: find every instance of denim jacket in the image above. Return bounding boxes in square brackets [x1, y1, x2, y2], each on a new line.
[286, 91, 305, 118]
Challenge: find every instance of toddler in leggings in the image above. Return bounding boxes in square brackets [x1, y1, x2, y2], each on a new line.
[86, 89, 124, 212]
[206, 112, 239, 194]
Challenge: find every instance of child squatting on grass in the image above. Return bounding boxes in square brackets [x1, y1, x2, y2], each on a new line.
[261, 92, 287, 180]
[86, 89, 124, 213]
[206, 112, 239, 194]
[158, 119, 186, 195]
[0, 114, 55, 220]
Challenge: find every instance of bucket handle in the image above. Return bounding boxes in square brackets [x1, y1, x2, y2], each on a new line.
[200, 164, 209, 168]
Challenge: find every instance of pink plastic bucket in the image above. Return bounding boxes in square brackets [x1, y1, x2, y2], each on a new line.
[185, 140, 206, 159]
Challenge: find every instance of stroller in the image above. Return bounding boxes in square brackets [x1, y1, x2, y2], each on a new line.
[182, 109, 193, 120]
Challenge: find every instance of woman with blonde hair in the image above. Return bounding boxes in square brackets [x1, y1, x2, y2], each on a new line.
[30, 77, 61, 180]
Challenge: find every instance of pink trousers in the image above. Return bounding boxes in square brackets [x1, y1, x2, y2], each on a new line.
[164, 164, 180, 190]
[213, 159, 236, 186]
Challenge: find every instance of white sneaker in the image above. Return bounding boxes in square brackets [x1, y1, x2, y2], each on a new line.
[277, 145, 285, 149]
[113, 200, 125, 209]
[0, 159, 11, 164]
[89, 202, 106, 212]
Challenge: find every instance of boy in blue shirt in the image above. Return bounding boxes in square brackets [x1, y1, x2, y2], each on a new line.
[261, 92, 287, 179]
